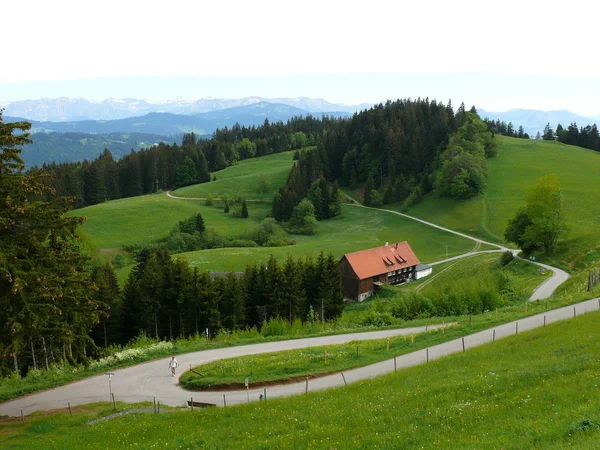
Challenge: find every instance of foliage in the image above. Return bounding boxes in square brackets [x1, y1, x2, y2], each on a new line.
[286, 199, 318, 235]
[434, 113, 494, 200]
[505, 174, 565, 254]
[499, 250, 514, 266]
[0, 112, 106, 376]
[119, 249, 344, 342]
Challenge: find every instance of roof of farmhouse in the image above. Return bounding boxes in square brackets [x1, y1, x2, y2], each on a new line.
[342, 242, 420, 280]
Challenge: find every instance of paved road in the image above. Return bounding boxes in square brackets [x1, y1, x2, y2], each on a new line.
[347, 204, 569, 301]
[2, 299, 597, 417]
[0, 325, 444, 417]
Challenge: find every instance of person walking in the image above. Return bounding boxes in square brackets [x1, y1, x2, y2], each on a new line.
[168, 356, 179, 377]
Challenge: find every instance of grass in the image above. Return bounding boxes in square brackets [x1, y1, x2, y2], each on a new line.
[4, 309, 600, 449]
[173, 150, 298, 201]
[70, 194, 272, 251]
[404, 136, 600, 270]
[179, 328, 449, 390]
[175, 204, 489, 272]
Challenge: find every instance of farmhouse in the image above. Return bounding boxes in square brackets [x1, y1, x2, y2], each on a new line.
[339, 242, 427, 301]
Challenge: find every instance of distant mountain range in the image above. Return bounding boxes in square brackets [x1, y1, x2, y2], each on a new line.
[4, 96, 368, 122]
[478, 109, 598, 136]
[5, 101, 350, 137]
[6, 101, 352, 167]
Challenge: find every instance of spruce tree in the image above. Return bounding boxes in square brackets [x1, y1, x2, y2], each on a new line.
[0, 112, 105, 371]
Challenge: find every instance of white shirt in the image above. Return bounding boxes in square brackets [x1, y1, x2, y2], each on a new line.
[169, 359, 178, 368]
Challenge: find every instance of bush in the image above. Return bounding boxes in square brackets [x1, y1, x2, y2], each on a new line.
[261, 317, 291, 337]
[361, 311, 397, 327]
[499, 251, 514, 266]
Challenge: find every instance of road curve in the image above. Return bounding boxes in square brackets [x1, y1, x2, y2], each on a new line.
[347, 204, 569, 301]
[2, 300, 597, 417]
[0, 325, 444, 417]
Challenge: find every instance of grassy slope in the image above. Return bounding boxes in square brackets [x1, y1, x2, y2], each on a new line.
[175, 204, 484, 272]
[71, 194, 272, 250]
[406, 136, 600, 269]
[5, 310, 600, 449]
[173, 150, 298, 201]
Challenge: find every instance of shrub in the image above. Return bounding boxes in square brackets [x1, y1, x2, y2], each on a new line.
[261, 317, 291, 337]
[499, 251, 514, 266]
[361, 311, 397, 327]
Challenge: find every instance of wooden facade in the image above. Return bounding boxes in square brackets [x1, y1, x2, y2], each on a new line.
[339, 242, 421, 301]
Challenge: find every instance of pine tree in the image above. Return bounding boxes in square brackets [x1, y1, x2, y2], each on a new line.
[241, 200, 249, 218]
[90, 263, 121, 348]
[0, 112, 105, 372]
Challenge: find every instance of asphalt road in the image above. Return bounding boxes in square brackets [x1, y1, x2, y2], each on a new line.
[1, 299, 597, 417]
[0, 325, 443, 417]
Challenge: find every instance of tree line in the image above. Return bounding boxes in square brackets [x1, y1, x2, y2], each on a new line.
[101, 248, 344, 346]
[540, 122, 600, 151]
[483, 118, 530, 139]
[37, 121, 317, 208]
[38, 99, 494, 212]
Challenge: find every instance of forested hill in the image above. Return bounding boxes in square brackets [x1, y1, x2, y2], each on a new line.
[41, 99, 501, 210]
[20, 132, 177, 167]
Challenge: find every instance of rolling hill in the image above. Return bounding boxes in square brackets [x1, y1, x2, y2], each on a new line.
[404, 135, 600, 270]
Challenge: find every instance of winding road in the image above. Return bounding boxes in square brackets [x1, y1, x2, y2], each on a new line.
[0, 193, 573, 417]
[1, 299, 597, 417]
[347, 204, 570, 301]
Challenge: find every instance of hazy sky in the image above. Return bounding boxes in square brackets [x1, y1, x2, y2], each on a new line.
[2, 0, 600, 114]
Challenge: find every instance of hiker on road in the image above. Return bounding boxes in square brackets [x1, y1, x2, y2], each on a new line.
[168, 356, 179, 377]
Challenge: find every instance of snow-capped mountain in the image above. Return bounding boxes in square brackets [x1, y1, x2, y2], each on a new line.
[4, 97, 368, 122]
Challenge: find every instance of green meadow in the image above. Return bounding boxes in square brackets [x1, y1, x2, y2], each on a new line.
[5, 309, 600, 449]
[175, 204, 485, 272]
[173, 150, 298, 201]
[70, 194, 272, 251]
[405, 136, 600, 269]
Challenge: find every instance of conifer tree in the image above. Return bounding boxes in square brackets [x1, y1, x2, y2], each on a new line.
[0, 112, 104, 372]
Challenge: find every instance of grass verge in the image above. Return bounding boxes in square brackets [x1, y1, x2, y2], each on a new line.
[4, 309, 600, 449]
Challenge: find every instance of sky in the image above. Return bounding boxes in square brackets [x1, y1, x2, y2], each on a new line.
[2, 0, 600, 114]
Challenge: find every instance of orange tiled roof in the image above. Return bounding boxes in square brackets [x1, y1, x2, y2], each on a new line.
[343, 242, 420, 280]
